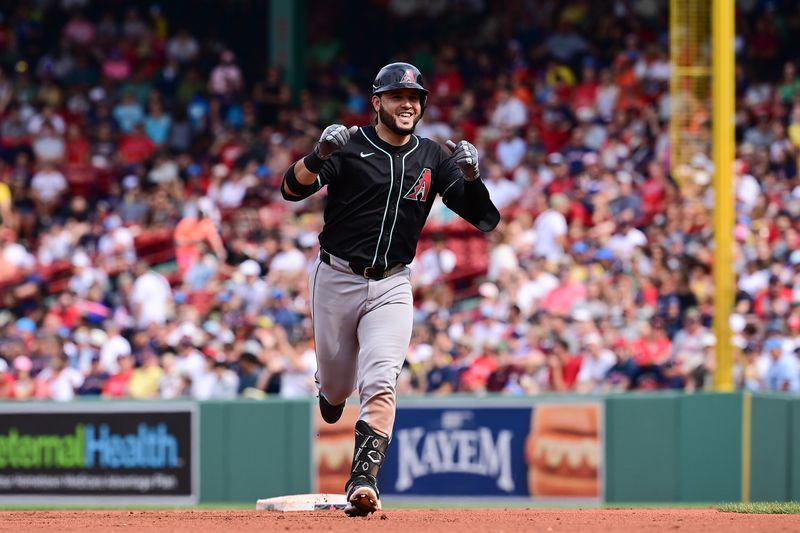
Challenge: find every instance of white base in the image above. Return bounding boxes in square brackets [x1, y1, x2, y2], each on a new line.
[256, 493, 348, 512]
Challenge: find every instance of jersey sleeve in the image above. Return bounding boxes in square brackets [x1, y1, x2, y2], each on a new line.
[316, 153, 341, 187]
[435, 147, 500, 232]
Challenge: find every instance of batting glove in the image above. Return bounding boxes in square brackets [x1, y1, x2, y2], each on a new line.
[316, 124, 359, 159]
[446, 139, 480, 181]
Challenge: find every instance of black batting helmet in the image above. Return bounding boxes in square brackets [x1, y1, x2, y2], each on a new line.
[371, 62, 428, 111]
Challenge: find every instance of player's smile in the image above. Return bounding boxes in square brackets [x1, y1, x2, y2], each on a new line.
[377, 89, 422, 136]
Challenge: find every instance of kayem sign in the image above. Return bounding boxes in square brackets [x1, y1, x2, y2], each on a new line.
[378, 400, 603, 503]
[389, 407, 524, 496]
[0, 403, 197, 504]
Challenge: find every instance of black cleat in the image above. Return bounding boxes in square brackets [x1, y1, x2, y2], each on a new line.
[319, 394, 345, 424]
[343, 421, 388, 517]
[344, 474, 381, 517]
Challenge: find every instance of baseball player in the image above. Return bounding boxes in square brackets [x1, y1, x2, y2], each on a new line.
[281, 62, 500, 516]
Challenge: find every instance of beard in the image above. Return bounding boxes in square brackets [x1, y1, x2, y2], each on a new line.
[378, 103, 421, 135]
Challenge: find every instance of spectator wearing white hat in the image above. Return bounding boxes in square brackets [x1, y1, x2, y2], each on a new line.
[99, 321, 131, 375]
[764, 337, 800, 392]
[174, 335, 207, 390]
[117, 175, 150, 224]
[97, 214, 137, 271]
[67, 250, 108, 298]
[231, 259, 270, 316]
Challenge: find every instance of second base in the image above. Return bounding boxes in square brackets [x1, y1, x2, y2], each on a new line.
[256, 493, 348, 512]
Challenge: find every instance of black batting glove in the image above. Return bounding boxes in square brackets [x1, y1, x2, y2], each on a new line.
[316, 124, 359, 159]
[446, 139, 480, 181]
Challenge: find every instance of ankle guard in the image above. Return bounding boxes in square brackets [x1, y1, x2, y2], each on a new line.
[350, 420, 389, 480]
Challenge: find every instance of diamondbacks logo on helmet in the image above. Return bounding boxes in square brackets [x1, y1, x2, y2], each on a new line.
[400, 68, 416, 84]
[403, 168, 432, 202]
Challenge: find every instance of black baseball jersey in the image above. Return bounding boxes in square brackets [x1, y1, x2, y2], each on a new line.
[283, 125, 500, 269]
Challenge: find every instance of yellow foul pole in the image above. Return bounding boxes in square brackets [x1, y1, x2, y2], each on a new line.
[712, 0, 735, 391]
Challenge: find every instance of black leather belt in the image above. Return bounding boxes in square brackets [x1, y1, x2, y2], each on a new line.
[320, 250, 402, 280]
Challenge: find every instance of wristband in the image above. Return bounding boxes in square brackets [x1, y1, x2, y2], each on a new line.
[303, 147, 328, 174]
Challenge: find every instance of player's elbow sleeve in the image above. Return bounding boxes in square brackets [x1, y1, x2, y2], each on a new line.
[281, 164, 307, 201]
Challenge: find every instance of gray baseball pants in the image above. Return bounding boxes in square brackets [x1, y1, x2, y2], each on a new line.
[309, 251, 413, 438]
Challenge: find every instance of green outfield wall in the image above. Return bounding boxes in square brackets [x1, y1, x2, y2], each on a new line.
[198, 399, 313, 503]
[2, 393, 791, 503]
[604, 392, 800, 503]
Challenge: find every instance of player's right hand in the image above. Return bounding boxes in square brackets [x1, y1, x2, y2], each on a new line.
[316, 124, 359, 159]
[446, 139, 480, 181]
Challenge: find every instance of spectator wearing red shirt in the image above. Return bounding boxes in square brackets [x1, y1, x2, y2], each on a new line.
[572, 62, 598, 117]
[544, 153, 574, 196]
[630, 319, 672, 368]
[0, 359, 15, 399]
[117, 123, 157, 165]
[429, 49, 464, 109]
[103, 353, 136, 398]
[753, 275, 793, 318]
[65, 123, 91, 167]
[640, 161, 670, 224]
[459, 343, 499, 393]
[547, 338, 582, 391]
[44, 291, 83, 330]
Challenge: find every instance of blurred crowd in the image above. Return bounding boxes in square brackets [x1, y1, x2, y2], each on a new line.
[2, 0, 800, 401]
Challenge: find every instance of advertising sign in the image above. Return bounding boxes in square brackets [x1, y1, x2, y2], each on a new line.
[315, 404, 359, 494]
[0, 403, 198, 504]
[378, 400, 603, 503]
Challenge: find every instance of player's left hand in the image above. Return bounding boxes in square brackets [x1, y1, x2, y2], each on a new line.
[446, 139, 480, 181]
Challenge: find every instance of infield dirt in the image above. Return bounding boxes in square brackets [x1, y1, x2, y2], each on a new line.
[1, 508, 799, 532]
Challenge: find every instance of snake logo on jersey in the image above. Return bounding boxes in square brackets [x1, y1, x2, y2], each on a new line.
[403, 168, 432, 202]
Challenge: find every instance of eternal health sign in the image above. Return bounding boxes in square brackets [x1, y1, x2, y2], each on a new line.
[0, 403, 197, 504]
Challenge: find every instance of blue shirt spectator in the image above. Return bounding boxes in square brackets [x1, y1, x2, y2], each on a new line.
[113, 94, 145, 133]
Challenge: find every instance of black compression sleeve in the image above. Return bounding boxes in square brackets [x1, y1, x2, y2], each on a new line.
[282, 163, 317, 200]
